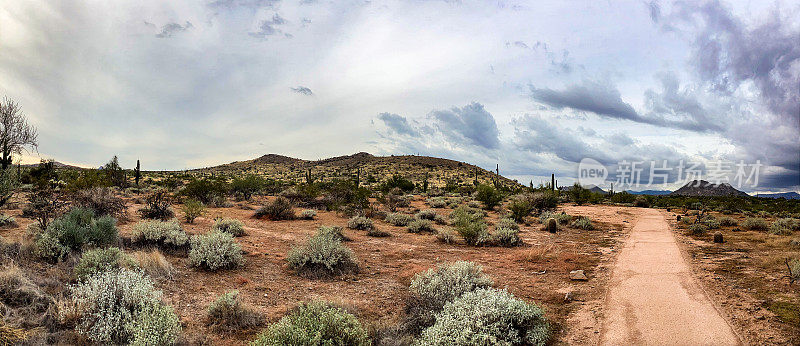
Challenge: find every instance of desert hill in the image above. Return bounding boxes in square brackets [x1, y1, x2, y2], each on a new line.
[191, 152, 521, 189]
[669, 180, 749, 197]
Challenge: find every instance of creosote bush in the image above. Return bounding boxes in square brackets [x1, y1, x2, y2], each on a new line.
[689, 223, 707, 236]
[254, 197, 295, 220]
[189, 230, 245, 271]
[60, 269, 180, 345]
[539, 211, 571, 225]
[33, 207, 118, 261]
[474, 184, 502, 210]
[207, 290, 263, 332]
[406, 261, 493, 333]
[570, 216, 594, 230]
[130, 219, 189, 249]
[74, 247, 138, 282]
[74, 187, 127, 217]
[287, 228, 357, 278]
[427, 197, 448, 208]
[417, 288, 549, 345]
[770, 218, 800, 236]
[742, 217, 769, 231]
[347, 216, 373, 231]
[181, 198, 204, 224]
[385, 212, 415, 226]
[251, 301, 369, 346]
[212, 218, 246, 237]
[408, 219, 436, 234]
[719, 216, 738, 227]
[450, 206, 489, 246]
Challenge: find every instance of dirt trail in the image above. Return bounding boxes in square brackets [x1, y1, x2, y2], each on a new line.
[600, 208, 740, 345]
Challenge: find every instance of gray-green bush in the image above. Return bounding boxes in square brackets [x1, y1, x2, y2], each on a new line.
[287, 228, 357, 278]
[250, 301, 369, 346]
[408, 219, 436, 234]
[416, 288, 549, 345]
[74, 247, 138, 282]
[347, 216, 373, 231]
[570, 216, 594, 230]
[207, 290, 263, 332]
[189, 230, 245, 271]
[406, 261, 493, 333]
[33, 207, 118, 261]
[385, 213, 415, 226]
[130, 219, 189, 248]
[741, 217, 768, 231]
[60, 269, 180, 345]
[212, 218, 246, 237]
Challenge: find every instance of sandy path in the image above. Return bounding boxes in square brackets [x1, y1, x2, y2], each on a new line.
[600, 208, 740, 345]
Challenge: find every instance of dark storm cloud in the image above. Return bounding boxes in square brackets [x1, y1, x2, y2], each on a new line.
[290, 86, 313, 95]
[530, 80, 639, 121]
[377, 112, 418, 136]
[155, 21, 193, 38]
[249, 14, 287, 38]
[669, 1, 800, 124]
[429, 102, 500, 149]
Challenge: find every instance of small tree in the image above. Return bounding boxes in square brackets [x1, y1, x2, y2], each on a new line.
[474, 184, 502, 210]
[568, 183, 591, 206]
[102, 156, 126, 187]
[0, 97, 37, 170]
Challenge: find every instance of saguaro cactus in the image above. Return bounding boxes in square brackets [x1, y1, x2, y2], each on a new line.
[134, 159, 141, 186]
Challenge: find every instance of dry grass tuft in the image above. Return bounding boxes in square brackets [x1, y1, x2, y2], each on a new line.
[131, 250, 176, 280]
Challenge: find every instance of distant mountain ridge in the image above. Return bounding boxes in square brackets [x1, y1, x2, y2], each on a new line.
[755, 192, 800, 199]
[669, 180, 749, 197]
[194, 152, 521, 189]
[627, 190, 672, 196]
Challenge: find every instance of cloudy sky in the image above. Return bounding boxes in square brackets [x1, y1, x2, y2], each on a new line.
[0, 0, 798, 192]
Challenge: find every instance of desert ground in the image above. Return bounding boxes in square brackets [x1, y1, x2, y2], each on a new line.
[3, 185, 798, 345]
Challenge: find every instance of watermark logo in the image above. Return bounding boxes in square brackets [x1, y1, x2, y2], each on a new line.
[578, 158, 607, 186]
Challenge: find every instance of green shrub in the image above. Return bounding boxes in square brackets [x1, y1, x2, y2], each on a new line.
[742, 217, 768, 231]
[74, 247, 138, 282]
[0, 214, 15, 227]
[181, 198, 204, 223]
[251, 301, 369, 346]
[408, 219, 436, 234]
[507, 195, 535, 223]
[230, 175, 266, 201]
[489, 227, 521, 247]
[212, 218, 246, 237]
[385, 213, 414, 226]
[451, 207, 489, 245]
[33, 208, 119, 261]
[298, 209, 317, 220]
[254, 197, 295, 220]
[406, 261, 493, 332]
[427, 197, 448, 208]
[287, 229, 357, 278]
[770, 218, 800, 235]
[539, 211, 571, 225]
[207, 290, 263, 332]
[634, 196, 649, 208]
[416, 209, 437, 220]
[130, 219, 189, 248]
[60, 269, 180, 345]
[417, 288, 549, 345]
[719, 216, 737, 226]
[495, 217, 519, 231]
[316, 225, 348, 242]
[189, 231, 245, 271]
[347, 216, 373, 230]
[436, 229, 457, 244]
[702, 216, 720, 230]
[367, 228, 391, 237]
[179, 178, 228, 205]
[567, 183, 591, 205]
[474, 184, 502, 210]
[689, 223, 707, 236]
[570, 216, 594, 230]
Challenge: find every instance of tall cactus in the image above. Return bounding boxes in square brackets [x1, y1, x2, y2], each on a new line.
[134, 159, 141, 186]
